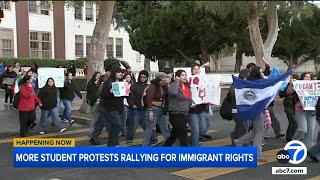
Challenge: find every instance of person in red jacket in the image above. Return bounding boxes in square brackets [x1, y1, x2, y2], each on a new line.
[18, 75, 42, 137]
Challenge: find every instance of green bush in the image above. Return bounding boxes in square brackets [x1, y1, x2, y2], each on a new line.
[73, 76, 89, 91]
[0, 57, 86, 68]
[104, 57, 129, 71]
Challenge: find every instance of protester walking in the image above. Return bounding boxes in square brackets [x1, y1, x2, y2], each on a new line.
[38, 78, 66, 134]
[1, 65, 17, 104]
[59, 72, 83, 125]
[90, 66, 124, 146]
[163, 70, 193, 146]
[143, 72, 170, 146]
[121, 72, 134, 137]
[86, 72, 101, 107]
[307, 96, 320, 163]
[18, 75, 42, 137]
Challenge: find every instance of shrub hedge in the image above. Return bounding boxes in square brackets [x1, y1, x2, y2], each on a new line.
[0, 57, 86, 68]
[73, 76, 88, 91]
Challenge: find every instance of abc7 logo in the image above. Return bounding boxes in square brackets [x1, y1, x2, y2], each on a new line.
[277, 140, 307, 164]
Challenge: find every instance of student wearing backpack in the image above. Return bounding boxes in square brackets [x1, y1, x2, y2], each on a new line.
[126, 70, 158, 145]
[18, 75, 42, 137]
[38, 78, 66, 134]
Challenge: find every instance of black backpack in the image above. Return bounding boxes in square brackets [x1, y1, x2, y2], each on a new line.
[220, 90, 234, 121]
[13, 92, 20, 109]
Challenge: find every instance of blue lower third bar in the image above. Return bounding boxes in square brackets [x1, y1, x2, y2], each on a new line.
[14, 147, 257, 168]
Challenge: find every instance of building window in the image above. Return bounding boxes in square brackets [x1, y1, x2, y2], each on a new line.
[40, 1, 50, 15]
[0, 28, 14, 57]
[28, 1, 37, 13]
[96, 6, 99, 21]
[86, 36, 91, 56]
[30, 31, 52, 59]
[136, 54, 141, 63]
[1, 1, 10, 10]
[75, 35, 84, 57]
[85, 2, 93, 21]
[106, 37, 113, 58]
[115, 38, 123, 58]
[74, 7, 82, 20]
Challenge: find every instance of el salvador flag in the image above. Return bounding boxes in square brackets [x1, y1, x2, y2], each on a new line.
[232, 70, 293, 121]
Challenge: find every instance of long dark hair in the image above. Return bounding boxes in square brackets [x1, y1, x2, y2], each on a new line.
[5, 64, 13, 73]
[175, 69, 190, 87]
[89, 72, 101, 84]
[110, 66, 124, 81]
[247, 66, 262, 80]
[300, 72, 310, 80]
[44, 77, 56, 88]
[19, 75, 31, 86]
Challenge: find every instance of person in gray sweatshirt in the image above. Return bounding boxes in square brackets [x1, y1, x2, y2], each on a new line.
[163, 69, 193, 146]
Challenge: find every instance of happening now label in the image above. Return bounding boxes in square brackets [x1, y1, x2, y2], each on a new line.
[13, 138, 75, 147]
[13, 147, 257, 168]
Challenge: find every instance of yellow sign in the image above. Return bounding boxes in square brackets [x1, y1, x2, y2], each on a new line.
[13, 138, 75, 147]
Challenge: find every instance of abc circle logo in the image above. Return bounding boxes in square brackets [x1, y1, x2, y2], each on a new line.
[277, 140, 307, 164]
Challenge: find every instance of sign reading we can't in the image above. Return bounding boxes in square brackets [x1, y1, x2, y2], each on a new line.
[293, 80, 320, 110]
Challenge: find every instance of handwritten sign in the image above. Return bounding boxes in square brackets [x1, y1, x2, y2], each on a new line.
[293, 80, 320, 110]
[189, 74, 221, 105]
[112, 82, 130, 97]
[38, 68, 65, 88]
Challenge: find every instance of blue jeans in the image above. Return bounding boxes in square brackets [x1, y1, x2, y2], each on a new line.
[143, 107, 170, 146]
[61, 99, 73, 122]
[309, 143, 320, 159]
[126, 108, 157, 142]
[40, 107, 64, 132]
[293, 111, 316, 149]
[188, 112, 208, 146]
[91, 110, 122, 146]
[121, 106, 129, 134]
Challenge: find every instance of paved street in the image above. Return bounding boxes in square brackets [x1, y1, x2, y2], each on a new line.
[0, 91, 319, 180]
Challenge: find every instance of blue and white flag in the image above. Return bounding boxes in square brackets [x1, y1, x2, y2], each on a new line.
[232, 70, 293, 121]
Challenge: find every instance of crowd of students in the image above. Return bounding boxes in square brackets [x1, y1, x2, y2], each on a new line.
[0, 60, 318, 163]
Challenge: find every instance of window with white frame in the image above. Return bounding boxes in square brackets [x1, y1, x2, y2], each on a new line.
[85, 2, 93, 21]
[86, 36, 91, 56]
[74, 6, 82, 20]
[115, 38, 123, 58]
[30, 31, 52, 59]
[0, 28, 14, 57]
[1, 1, 10, 10]
[75, 35, 84, 57]
[106, 37, 113, 58]
[136, 54, 141, 63]
[28, 1, 50, 15]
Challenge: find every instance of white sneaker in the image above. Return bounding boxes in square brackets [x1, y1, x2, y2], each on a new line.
[69, 120, 75, 125]
[60, 128, 66, 133]
[39, 131, 45, 135]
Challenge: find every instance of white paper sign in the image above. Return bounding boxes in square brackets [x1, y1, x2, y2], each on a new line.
[38, 68, 65, 88]
[112, 82, 130, 97]
[293, 80, 320, 110]
[189, 74, 221, 105]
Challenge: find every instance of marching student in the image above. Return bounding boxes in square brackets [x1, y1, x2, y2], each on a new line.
[121, 72, 134, 137]
[143, 72, 170, 146]
[188, 65, 211, 146]
[233, 66, 267, 162]
[18, 75, 42, 137]
[1, 65, 17, 104]
[86, 72, 102, 107]
[293, 73, 317, 149]
[59, 72, 83, 125]
[126, 70, 158, 145]
[163, 70, 193, 146]
[307, 94, 320, 163]
[90, 66, 125, 146]
[38, 78, 66, 134]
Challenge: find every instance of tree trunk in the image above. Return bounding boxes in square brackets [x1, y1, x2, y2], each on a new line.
[263, 2, 279, 63]
[247, 1, 264, 68]
[144, 58, 150, 71]
[199, 37, 210, 65]
[234, 43, 243, 73]
[287, 53, 294, 70]
[79, 1, 115, 113]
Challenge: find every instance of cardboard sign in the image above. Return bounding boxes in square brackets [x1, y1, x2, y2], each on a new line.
[38, 68, 65, 88]
[112, 82, 130, 97]
[189, 74, 221, 105]
[293, 80, 320, 110]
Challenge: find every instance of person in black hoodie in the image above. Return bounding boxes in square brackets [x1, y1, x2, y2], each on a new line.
[90, 66, 125, 146]
[279, 74, 299, 142]
[125, 70, 158, 144]
[38, 78, 66, 134]
[1, 65, 17, 103]
[86, 72, 101, 107]
[59, 72, 82, 125]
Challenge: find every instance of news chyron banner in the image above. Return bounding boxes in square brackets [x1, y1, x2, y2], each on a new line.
[13, 138, 258, 168]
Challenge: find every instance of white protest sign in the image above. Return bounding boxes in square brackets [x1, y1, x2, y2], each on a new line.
[293, 80, 320, 110]
[112, 82, 130, 97]
[189, 74, 221, 105]
[38, 68, 65, 88]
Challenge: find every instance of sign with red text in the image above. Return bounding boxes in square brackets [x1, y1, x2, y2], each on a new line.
[293, 80, 320, 110]
[189, 75, 221, 105]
